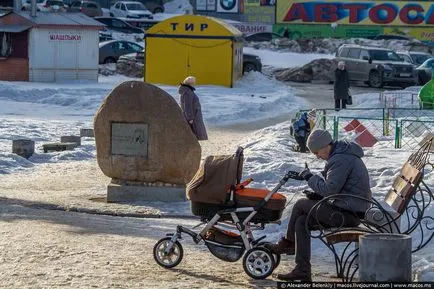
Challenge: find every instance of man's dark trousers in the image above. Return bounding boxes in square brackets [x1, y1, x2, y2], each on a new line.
[294, 135, 308, 152]
[286, 199, 361, 272]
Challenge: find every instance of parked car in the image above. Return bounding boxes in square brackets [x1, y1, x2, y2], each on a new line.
[22, 0, 66, 11]
[396, 51, 433, 67]
[243, 53, 262, 74]
[416, 58, 434, 85]
[99, 40, 143, 64]
[335, 44, 417, 88]
[67, 0, 103, 17]
[94, 17, 144, 34]
[109, 1, 152, 19]
[111, 0, 164, 14]
[37, 0, 67, 11]
[21, 0, 39, 11]
[244, 32, 283, 42]
[118, 49, 144, 63]
[99, 30, 113, 42]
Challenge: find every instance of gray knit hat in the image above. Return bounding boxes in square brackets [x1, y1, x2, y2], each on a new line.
[307, 129, 333, 153]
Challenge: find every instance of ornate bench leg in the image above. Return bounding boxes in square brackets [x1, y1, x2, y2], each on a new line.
[324, 242, 344, 278]
[343, 247, 359, 282]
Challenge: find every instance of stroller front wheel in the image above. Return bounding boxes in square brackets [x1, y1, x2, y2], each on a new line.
[153, 237, 184, 268]
[273, 253, 281, 269]
[243, 247, 275, 279]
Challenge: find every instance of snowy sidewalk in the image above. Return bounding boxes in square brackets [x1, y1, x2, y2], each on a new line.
[0, 127, 253, 219]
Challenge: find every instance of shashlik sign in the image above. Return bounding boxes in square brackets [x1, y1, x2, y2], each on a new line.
[48, 33, 82, 41]
[276, 0, 434, 26]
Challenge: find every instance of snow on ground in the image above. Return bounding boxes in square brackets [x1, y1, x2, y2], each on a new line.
[244, 47, 334, 69]
[0, 48, 433, 281]
[0, 72, 305, 174]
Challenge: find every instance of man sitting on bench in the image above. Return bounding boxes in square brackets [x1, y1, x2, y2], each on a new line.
[266, 129, 372, 281]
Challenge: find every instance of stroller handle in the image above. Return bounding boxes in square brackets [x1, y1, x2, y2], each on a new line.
[252, 170, 302, 212]
[285, 170, 304, 181]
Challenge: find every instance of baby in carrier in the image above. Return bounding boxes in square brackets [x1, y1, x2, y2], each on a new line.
[292, 110, 316, 153]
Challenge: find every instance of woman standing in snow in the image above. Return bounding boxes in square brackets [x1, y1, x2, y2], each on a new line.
[334, 61, 350, 111]
[179, 76, 208, 141]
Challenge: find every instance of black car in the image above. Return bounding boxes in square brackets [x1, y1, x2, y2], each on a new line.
[94, 16, 144, 34]
[244, 32, 284, 42]
[243, 53, 262, 73]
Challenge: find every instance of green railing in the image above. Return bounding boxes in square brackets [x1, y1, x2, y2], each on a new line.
[293, 107, 434, 150]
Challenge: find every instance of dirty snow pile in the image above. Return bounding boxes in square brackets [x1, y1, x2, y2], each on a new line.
[247, 38, 434, 55]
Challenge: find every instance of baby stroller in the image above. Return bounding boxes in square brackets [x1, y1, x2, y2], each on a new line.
[153, 147, 296, 279]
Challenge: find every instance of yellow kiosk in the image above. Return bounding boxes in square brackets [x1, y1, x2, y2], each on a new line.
[144, 15, 243, 87]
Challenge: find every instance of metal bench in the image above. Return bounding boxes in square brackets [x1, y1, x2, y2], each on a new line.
[306, 136, 434, 282]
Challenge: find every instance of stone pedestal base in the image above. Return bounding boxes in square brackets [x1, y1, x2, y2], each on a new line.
[107, 183, 186, 202]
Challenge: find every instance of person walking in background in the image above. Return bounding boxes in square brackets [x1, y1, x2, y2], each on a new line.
[179, 76, 208, 141]
[334, 61, 350, 111]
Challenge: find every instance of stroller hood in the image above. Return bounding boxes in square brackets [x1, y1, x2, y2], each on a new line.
[187, 147, 243, 204]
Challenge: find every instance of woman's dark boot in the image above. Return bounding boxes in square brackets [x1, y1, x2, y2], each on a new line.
[277, 266, 312, 282]
[264, 238, 295, 255]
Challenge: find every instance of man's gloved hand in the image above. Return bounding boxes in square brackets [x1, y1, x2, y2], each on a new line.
[298, 168, 313, 181]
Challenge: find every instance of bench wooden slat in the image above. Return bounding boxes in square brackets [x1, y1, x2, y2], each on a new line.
[385, 191, 406, 213]
[384, 162, 423, 213]
[326, 230, 366, 244]
[400, 162, 422, 184]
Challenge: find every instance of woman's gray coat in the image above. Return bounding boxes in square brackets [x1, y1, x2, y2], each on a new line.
[179, 84, 208, 141]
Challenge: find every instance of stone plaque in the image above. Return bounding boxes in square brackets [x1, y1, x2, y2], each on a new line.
[111, 123, 148, 156]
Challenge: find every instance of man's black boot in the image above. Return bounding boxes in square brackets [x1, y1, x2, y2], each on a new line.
[277, 267, 312, 282]
[263, 237, 295, 255]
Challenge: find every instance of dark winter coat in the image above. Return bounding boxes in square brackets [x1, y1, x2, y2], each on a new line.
[308, 140, 372, 213]
[179, 84, 208, 141]
[334, 68, 350, 100]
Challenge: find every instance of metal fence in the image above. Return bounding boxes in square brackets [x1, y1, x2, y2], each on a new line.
[294, 107, 434, 150]
[379, 90, 420, 109]
[399, 119, 434, 149]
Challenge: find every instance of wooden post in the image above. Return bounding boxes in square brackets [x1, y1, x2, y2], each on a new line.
[12, 139, 35, 159]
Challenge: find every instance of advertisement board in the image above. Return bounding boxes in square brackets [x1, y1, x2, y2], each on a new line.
[197, 0, 216, 11]
[231, 22, 273, 34]
[384, 27, 434, 46]
[217, 0, 239, 13]
[243, 5, 274, 23]
[276, 0, 434, 26]
[273, 24, 383, 39]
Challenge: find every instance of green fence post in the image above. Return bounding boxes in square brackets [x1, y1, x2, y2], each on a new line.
[333, 116, 339, 140]
[384, 109, 390, 136]
[395, 120, 402, 149]
[322, 109, 326, 130]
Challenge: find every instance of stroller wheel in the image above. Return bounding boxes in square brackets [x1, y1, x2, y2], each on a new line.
[153, 237, 184, 268]
[256, 242, 280, 270]
[273, 253, 281, 269]
[243, 247, 275, 279]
